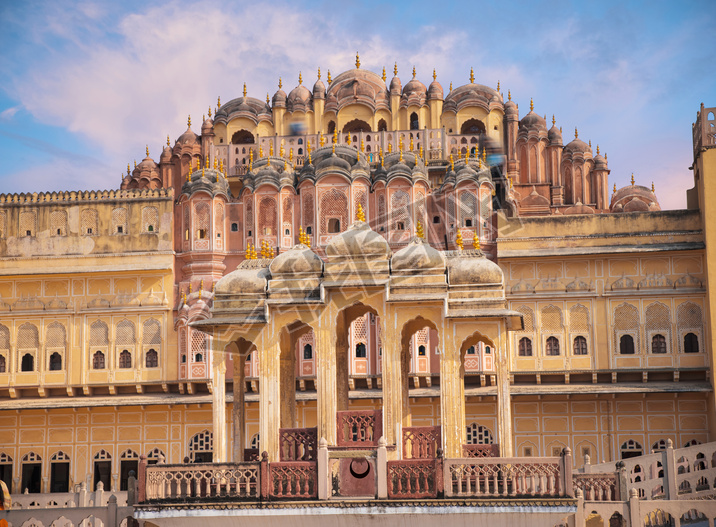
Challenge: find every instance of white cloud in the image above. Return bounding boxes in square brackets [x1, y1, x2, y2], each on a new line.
[0, 106, 20, 121]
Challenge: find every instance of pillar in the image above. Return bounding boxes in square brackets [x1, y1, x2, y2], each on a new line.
[259, 331, 281, 460]
[316, 308, 338, 444]
[380, 316, 402, 448]
[440, 327, 465, 459]
[211, 346, 227, 462]
[232, 348, 245, 463]
[495, 324, 513, 457]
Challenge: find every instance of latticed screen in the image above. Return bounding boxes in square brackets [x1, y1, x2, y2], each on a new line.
[466, 423, 493, 444]
[115, 320, 136, 345]
[90, 320, 109, 345]
[120, 449, 139, 459]
[258, 197, 277, 235]
[50, 210, 67, 236]
[415, 191, 426, 228]
[352, 316, 367, 342]
[94, 449, 111, 460]
[459, 191, 477, 227]
[646, 302, 671, 353]
[517, 306, 535, 332]
[142, 319, 161, 345]
[195, 202, 210, 233]
[51, 451, 69, 461]
[245, 198, 253, 231]
[214, 203, 224, 235]
[569, 305, 590, 332]
[142, 206, 159, 232]
[390, 190, 410, 231]
[282, 196, 293, 227]
[81, 209, 98, 235]
[0, 324, 9, 350]
[191, 330, 206, 361]
[319, 188, 348, 234]
[354, 188, 367, 218]
[677, 302, 702, 328]
[377, 194, 386, 228]
[541, 305, 563, 331]
[45, 322, 66, 348]
[112, 207, 128, 234]
[17, 323, 39, 349]
[614, 303, 639, 352]
[19, 210, 36, 235]
[189, 430, 213, 460]
[302, 192, 314, 228]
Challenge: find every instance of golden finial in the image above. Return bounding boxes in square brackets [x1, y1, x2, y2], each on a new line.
[356, 203, 366, 222]
[575, 127, 579, 139]
[167, 135, 170, 146]
[589, 139, 592, 148]
[289, 148, 293, 163]
[360, 138, 365, 152]
[214, 157, 218, 169]
[393, 62, 398, 76]
[356, 149, 360, 163]
[433, 69, 437, 81]
[188, 115, 191, 127]
[449, 82, 453, 92]
[280, 140, 285, 158]
[202, 114, 205, 122]
[298, 72, 302, 85]
[552, 115, 556, 126]
[127, 163, 131, 175]
[134, 160, 137, 169]
[412, 65, 416, 78]
[631, 173, 635, 185]
[200, 279, 204, 293]
[482, 147, 487, 163]
[508, 90, 511, 101]
[346, 134, 351, 145]
[269, 246, 275, 258]
[652, 182, 655, 192]
[243, 83, 247, 97]
[319, 131, 325, 146]
[217, 96, 221, 108]
[613, 183, 617, 193]
[269, 142, 274, 156]
[455, 229, 464, 251]
[332, 141, 336, 155]
[469, 67, 474, 83]
[399, 134, 403, 151]
[220, 158, 224, 173]
[399, 145, 404, 162]
[307, 141, 312, 164]
[478, 155, 482, 170]
[206, 156, 210, 169]
[465, 148, 469, 163]
[596, 145, 600, 155]
[202, 166, 205, 178]
[419, 144, 424, 160]
[196, 158, 200, 171]
[259, 144, 263, 157]
[188, 282, 193, 294]
[145, 145, 149, 157]
[333, 128, 338, 144]
[299, 226, 304, 245]
[284, 159, 288, 171]
[449, 154, 454, 171]
[530, 98, 534, 111]
[388, 142, 393, 153]
[382, 66, 386, 82]
[416, 221, 424, 239]
[605, 152, 608, 162]
[355, 52, 360, 69]
[409, 135, 414, 151]
[266, 93, 270, 105]
[327, 70, 332, 84]
[497, 80, 500, 92]
[380, 151, 384, 168]
[472, 231, 480, 251]
[278, 77, 282, 89]
[317, 67, 321, 80]
[182, 291, 186, 304]
[245, 243, 252, 260]
[208, 106, 212, 117]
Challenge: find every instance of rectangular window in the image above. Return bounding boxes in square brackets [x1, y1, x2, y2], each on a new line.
[21, 463, 42, 493]
[50, 462, 70, 492]
[120, 459, 138, 491]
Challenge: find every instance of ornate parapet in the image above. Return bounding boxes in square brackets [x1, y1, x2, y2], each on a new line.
[0, 187, 173, 205]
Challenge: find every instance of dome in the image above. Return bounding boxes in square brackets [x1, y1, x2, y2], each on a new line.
[313, 78, 326, 99]
[325, 220, 391, 260]
[443, 82, 500, 113]
[287, 84, 312, 112]
[428, 78, 443, 100]
[402, 76, 427, 97]
[181, 167, 230, 198]
[563, 201, 595, 215]
[564, 137, 591, 154]
[215, 265, 269, 296]
[392, 238, 445, 271]
[177, 125, 199, 146]
[137, 155, 158, 172]
[214, 96, 271, 124]
[623, 199, 650, 212]
[160, 143, 173, 163]
[201, 116, 213, 134]
[610, 183, 661, 213]
[272, 87, 287, 108]
[252, 160, 281, 188]
[269, 245, 323, 276]
[315, 151, 352, 174]
[389, 74, 402, 94]
[326, 68, 391, 112]
[447, 254, 503, 286]
[548, 123, 562, 145]
[519, 111, 547, 133]
[594, 153, 607, 169]
[504, 98, 518, 117]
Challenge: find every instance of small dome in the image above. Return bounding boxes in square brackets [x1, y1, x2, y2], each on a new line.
[272, 88, 287, 108]
[177, 126, 199, 146]
[201, 116, 213, 134]
[392, 238, 445, 271]
[548, 124, 562, 145]
[287, 84, 312, 112]
[137, 155, 158, 172]
[270, 245, 323, 276]
[215, 265, 269, 296]
[428, 79, 443, 100]
[610, 183, 660, 213]
[182, 167, 230, 197]
[564, 137, 591, 154]
[447, 255, 503, 286]
[160, 144, 173, 163]
[563, 201, 595, 215]
[315, 151, 351, 173]
[325, 220, 391, 260]
[504, 99, 518, 116]
[623, 198, 650, 212]
[594, 153, 607, 169]
[519, 111, 547, 133]
[390, 75, 402, 94]
[402, 77, 427, 97]
[313, 78, 326, 99]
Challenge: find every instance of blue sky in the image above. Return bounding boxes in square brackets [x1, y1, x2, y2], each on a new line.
[0, 0, 714, 209]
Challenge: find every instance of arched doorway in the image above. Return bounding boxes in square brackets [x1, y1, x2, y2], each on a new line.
[231, 130, 255, 144]
[460, 119, 485, 135]
[343, 119, 371, 133]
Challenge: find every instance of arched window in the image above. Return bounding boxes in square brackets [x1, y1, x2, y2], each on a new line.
[147, 447, 165, 465]
[21, 452, 42, 493]
[410, 112, 419, 130]
[195, 353, 203, 363]
[518, 337, 532, 356]
[355, 343, 366, 358]
[50, 451, 70, 492]
[684, 333, 699, 353]
[49, 352, 62, 371]
[298, 138, 303, 145]
[93, 351, 105, 369]
[119, 449, 139, 491]
[651, 334, 667, 354]
[619, 335, 635, 355]
[573, 336, 588, 355]
[418, 345, 426, 356]
[119, 350, 132, 368]
[146, 349, 158, 368]
[231, 130, 254, 144]
[303, 344, 313, 360]
[327, 121, 336, 134]
[620, 439, 643, 459]
[189, 430, 213, 463]
[328, 218, 341, 233]
[377, 119, 387, 132]
[545, 336, 560, 356]
[21, 353, 34, 372]
[93, 450, 111, 491]
[466, 423, 493, 444]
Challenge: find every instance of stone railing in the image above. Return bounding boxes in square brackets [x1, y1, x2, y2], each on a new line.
[0, 188, 172, 204]
[10, 483, 129, 509]
[336, 409, 382, 447]
[269, 461, 317, 499]
[387, 459, 441, 499]
[462, 444, 500, 458]
[143, 462, 260, 500]
[573, 472, 620, 501]
[279, 427, 317, 461]
[403, 426, 441, 459]
[444, 451, 572, 498]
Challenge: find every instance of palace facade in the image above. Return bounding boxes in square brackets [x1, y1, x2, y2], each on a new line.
[1, 58, 715, 527]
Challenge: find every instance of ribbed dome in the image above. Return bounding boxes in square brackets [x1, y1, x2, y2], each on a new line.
[610, 184, 661, 213]
[160, 144, 173, 162]
[504, 99, 518, 116]
[402, 77, 427, 97]
[177, 126, 199, 145]
[287, 84, 312, 112]
[389, 75, 402, 94]
[270, 245, 323, 276]
[313, 78, 326, 99]
[548, 124, 562, 145]
[325, 69, 391, 112]
[447, 254, 503, 285]
[272, 88, 287, 108]
[201, 116, 213, 134]
[181, 167, 230, 198]
[392, 238, 445, 271]
[520, 111, 547, 132]
[594, 153, 607, 169]
[564, 137, 591, 154]
[325, 220, 391, 259]
[623, 199, 649, 212]
[315, 152, 351, 173]
[215, 265, 269, 295]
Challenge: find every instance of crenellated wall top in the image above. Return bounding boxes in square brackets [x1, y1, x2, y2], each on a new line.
[0, 187, 174, 205]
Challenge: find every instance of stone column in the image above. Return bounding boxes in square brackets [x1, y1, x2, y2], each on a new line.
[440, 327, 465, 459]
[211, 345, 227, 462]
[259, 331, 281, 460]
[380, 316, 401, 448]
[315, 308, 337, 444]
[232, 349, 246, 463]
[495, 324, 513, 457]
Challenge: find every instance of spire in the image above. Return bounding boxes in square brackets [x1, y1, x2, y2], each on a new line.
[631, 173, 635, 185]
[393, 62, 398, 76]
[127, 163, 130, 176]
[269, 142, 274, 156]
[380, 148, 384, 168]
[497, 80, 500, 92]
[167, 135, 170, 146]
[146, 145, 149, 157]
[187, 115, 191, 127]
[652, 182, 655, 192]
[382, 66, 386, 82]
[298, 71, 302, 85]
[360, 138, 365, 152]
[449, 82, 453, 92]
[469, 67, 475, 83]
[455, 229, 464, 251]
[243, 83, 247, 97]
[249, 147, 253, 171]
[346, 134, 351, 145]
[508, 90, 511, 101]
[412, 65, 416, 78]
[596, 145, 600, 155]
[327, 70, 332, 84]
[319, 131, 325, 147]
[472, 231, 480, 251]
[589, 139, 592, 148]
[355, 52, 360, 69]
[307, 140, 312, 164]
[356, 203, 366, 222]
[575, 127, 579, 139]
[217, 96, 221, 108]
[449, 154, 454, 172]
[208, 106, 212, 117]
[278, 77, 282, 89]
[552, 115, 556, 126]
[530, 98, 534, 111]
[613, 183, 617, 193]
[317, 66, 321, 80]
[266, 93, 270, 104]
[333, 128, 338, 145]
[433, 69, 437, 81]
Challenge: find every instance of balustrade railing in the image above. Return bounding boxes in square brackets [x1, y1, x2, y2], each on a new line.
[387, 459, 441, 499]
[269, 461, 317, 499]
[462, 444, 500, 458]
[573, 473, 619, 501]
[144, 463, 259, 500]
[279, 427, 317, 461]
[445, 457, 568, 498]
[336, 409, 382, 447]
[403, 426, 441, 459]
